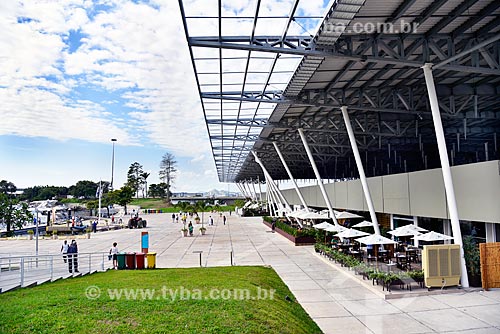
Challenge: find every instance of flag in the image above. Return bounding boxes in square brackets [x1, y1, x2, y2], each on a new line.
[96, 184, 103, 198]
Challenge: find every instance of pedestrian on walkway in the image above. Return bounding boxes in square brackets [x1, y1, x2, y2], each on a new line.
[60, 240, 69, 263]
[188, 221, 194, 236]
[109, 242, 119, 269]
[67, 240, 79, 273]
[209, 216, 214, 226]
[223, 215, 227, 225]
[172, 213, 175, 223]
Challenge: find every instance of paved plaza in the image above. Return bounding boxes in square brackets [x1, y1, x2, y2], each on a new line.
[1, 212, 500, 334]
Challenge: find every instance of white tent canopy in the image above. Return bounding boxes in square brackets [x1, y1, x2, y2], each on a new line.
[355, 234, 397, 245]
[393, 224, 427, 232]
[389, 224, 428, 237]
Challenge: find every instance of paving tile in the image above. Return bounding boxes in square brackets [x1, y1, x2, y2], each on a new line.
[357, 313, 432, 334]
[301, 301, 351, 318]
[313, 317, 371, 334]
[408, 308, 490, 332]
[340, 299, 401, 316]
[457, 304, 500, 327]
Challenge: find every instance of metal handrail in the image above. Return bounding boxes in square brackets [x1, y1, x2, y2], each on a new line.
[0, 252, 113, 293]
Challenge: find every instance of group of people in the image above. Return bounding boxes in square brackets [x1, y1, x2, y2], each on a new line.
[60, 240, 79, 273]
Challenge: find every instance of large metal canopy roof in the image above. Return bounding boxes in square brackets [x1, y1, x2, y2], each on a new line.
[180, 0, 500, 184]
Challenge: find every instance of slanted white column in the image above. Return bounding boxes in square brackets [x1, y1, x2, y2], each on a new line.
[257, 176, 263, 202]
[297, 128, 340, 226]
[422, 63, 469, 288]
[273, 141, 310, 212]
[251, 151, 292, 214]
[341, 106, 381, 235]
[251, 182, 258, 201]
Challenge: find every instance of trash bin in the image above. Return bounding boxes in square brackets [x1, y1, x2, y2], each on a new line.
[125, 252, 136, 269]
[117, 253, 126, 270]
[146, 252, 156, 269]
[136, 253, 145, 269]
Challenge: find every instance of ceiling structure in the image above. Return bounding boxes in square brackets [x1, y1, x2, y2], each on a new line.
[180, 0, 500, 184]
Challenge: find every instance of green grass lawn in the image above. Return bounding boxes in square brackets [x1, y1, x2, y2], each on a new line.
[0, 266, 322, 334]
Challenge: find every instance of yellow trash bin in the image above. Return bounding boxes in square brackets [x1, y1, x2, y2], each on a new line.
[146, 252, 156, 269]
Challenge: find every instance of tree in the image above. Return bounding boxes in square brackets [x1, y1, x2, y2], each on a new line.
[0, 181, 32, 236]
[149, 183, 167, 198]
[114, 186, 134, 215]
[159, 153, 177, 203]
[69, 180, 99, 199]
[86, 200, 98, 216]
[141, 172, 150, 198]
[127, 162, 144, 199]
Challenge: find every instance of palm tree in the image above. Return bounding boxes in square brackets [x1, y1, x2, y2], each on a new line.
[141, 172, 150, 198]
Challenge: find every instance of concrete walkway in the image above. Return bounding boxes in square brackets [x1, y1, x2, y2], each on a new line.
[1, 213, 500, 334]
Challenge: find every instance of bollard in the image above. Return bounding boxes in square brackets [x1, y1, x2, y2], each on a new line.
[193, 251, 203, 267]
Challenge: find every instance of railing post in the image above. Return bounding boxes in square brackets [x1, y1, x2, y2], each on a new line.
[101, 253, 105, 271]
[20, 257, 25, 287]
[89, 254, 91, 273]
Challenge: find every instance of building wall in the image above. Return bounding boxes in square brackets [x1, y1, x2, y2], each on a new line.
[277, 160, 500, 223]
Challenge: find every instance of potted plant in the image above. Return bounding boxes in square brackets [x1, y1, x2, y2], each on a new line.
[181, 222, 188, 237]
[194, 216, 201, 224]
[463, 235, 482, 287]
[27, 230, 34, 240]
[86, 227, 92, 239]
[199, 226, 206, 235]
[52, 230, 58, 240]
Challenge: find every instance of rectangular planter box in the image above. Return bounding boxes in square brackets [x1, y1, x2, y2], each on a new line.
[263, 220, 316, 246]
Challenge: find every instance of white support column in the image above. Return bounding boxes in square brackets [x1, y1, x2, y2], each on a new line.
[297, 128, 340, 226]
[422, 63, 469, 288]
[266, 175, 283, 217]
[236, 183, 247, 199]
[413, 216, 419, 247]
[341, 106, 381, 235]
[251, 182, 258, 201]
[273, 141, 310, 212]
[257, 176, 263, 202]
[251, 151, 291, 213]
[485, 223, 497, 243]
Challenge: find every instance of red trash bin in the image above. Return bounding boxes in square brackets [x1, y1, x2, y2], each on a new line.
[125, 252, 136, 269]
[135, 253, 145, 269]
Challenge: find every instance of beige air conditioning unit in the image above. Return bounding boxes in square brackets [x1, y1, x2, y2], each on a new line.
[422, 244, 461, 288]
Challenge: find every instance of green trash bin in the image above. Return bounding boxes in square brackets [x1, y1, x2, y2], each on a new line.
[146, 252, 156, 269]
[117, 253, 126, 270]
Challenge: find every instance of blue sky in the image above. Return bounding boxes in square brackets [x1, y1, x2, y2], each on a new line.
[0, 0, 328, 192]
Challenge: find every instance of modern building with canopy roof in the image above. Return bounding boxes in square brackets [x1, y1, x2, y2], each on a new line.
[179, 0, 500, 287]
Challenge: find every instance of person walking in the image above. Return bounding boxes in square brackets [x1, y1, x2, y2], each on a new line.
[109, 242, 119, 270]
[67, 240, 79, 273]
[172, 213, 175, 223]
[60, 240, 69, 263]
[209, 216, 213, 226]
[223, 215, 227, 225]
[188, 221, 194, 236]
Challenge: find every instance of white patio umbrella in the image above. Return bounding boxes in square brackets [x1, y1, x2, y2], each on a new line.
[393, 224, 427, 232]
[355, 234, 397, 245]
[299, 212, 329, 220]
[335, 211, 363, 219]
[336, 228, 370, 239]
[352, 220, 375, 228]
[414, 231, 454, 242]
[325, 225, 347, 233]
[388, 224, 427, 237]
[313, 221, 335, 230]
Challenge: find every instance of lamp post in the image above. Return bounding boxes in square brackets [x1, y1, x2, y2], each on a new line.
[35, 208, 39, 257]
[110, 139, 117, 191]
